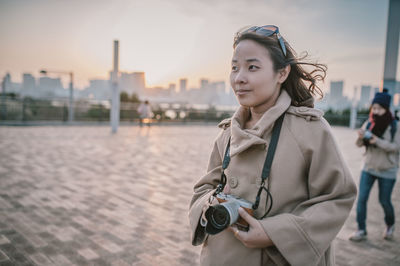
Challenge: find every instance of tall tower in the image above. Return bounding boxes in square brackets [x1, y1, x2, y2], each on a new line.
[383, 0, 400, 96]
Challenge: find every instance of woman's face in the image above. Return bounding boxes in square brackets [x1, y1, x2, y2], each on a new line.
[371, 103, 386, 116]
[230, 39, 289, 110]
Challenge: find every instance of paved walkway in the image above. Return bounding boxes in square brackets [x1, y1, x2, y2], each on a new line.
[0, 125, 399, 266]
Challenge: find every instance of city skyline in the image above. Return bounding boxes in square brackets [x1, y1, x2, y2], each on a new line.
[1, 0, 399, 98]
[4, 68, 385, 111]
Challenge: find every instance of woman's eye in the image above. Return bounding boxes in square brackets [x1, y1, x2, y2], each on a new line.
[231, 66, 238, 71]
[249, 65, 259, 70]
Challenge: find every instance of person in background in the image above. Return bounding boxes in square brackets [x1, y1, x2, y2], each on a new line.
[350, 89, 399, 241]
[137, 100, 152, 127]
[189, 24, 356, 266]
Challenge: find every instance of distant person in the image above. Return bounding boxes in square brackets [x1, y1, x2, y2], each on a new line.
[350, 88, 399, 241]
[137, 100, 152, 127]
[189, 24, 356, 265]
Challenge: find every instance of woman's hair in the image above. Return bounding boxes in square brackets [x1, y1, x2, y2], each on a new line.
[233, 32, 327, 107]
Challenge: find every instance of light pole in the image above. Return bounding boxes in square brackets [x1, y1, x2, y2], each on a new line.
[40, 69, 74, 122]
[111, 40, 120, 133]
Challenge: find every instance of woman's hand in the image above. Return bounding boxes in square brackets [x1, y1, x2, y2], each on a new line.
[369, 135, 377, 144]
[358, 129, 365, 139]
[229, 207, 273, 248]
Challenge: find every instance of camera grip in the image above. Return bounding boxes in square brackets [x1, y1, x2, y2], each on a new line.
[236, 207, 253, 231]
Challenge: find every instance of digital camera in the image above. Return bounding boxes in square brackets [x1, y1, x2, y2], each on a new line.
[204, 193, 254, 235]
[363, 130, 373, 141]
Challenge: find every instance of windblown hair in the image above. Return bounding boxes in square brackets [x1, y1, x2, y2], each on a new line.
[234, 32, 327, 107]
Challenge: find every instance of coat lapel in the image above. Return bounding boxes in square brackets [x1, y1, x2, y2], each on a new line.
[230, 90, 291, 157]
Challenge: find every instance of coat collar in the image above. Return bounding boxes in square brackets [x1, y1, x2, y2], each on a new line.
[229, 90, 292, 156]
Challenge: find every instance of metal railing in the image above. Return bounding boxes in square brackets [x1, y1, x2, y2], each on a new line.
[0, 97, 234, 124]
[0, 96, 369, 127]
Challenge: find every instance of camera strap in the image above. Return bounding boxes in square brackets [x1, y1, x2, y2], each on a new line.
[255, 113, 285, 217]
[214, 138, 231, 195]
[215, 112, 285, 216]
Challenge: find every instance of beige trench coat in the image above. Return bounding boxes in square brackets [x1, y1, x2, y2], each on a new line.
[189, 90, 357, 266]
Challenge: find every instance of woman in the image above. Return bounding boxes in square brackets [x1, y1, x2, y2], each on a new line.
[137, 100, 152, 126]
[188, 25, 357, 266]
[350, 89, 399, 241]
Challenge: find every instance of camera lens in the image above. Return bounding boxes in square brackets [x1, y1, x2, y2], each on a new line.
[204, 205, 230, 235]
[211, 205, 230, 227]
[363, 131, 372, 140]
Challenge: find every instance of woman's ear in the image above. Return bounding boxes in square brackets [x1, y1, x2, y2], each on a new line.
[278, 64, 291, 84]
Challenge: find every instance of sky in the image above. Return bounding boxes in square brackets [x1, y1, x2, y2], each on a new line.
[0, 0, 398, 98]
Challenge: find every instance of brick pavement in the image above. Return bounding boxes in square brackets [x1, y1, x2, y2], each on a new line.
[0, 125, 399, 266]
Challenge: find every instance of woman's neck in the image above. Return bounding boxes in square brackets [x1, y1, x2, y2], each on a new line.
[244, 91, 280, 129]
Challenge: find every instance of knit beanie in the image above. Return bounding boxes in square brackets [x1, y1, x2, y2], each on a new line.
[372, 88, 391, 109]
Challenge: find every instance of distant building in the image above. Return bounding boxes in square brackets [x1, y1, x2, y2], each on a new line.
[2, 73, 11, 93]
[200, 79, 209, 89]
[22, 73, 36, 97]
[119, 72, 145, 96]
[2, 73, 22, 95]
[327, 81, 350, 110]
[359, 85, 372, 109]
[179, 78, 187, 93]
[330, 81, 343, 101]
[82, 79, 111, 100]
[38, 77, 63, 98]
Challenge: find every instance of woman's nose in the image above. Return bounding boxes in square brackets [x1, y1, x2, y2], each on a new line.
[234, 70, 247, 84]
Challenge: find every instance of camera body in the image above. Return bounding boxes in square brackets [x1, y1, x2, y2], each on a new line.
[363, 130, 373, 141]
[204, 193, 254, 235]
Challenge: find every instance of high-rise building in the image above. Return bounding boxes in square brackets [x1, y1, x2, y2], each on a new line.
[328, 80, 350, 110]
[22, 73, 36, 97]
[38, 76, 63, 97]
[359, 85, 372, 108]
[2, 73, 22, 95]
[2, 73, 11, 93]
[200, 79, 209, 89]
[179, 78, 187, 92]
[118, 72, 145, 96]
[330, 81, 344, 101]
[383, 0, 400, 95]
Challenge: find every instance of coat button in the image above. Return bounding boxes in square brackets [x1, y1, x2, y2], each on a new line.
[229, 177, 239, 188]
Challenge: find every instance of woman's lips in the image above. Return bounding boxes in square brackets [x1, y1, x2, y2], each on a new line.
[235, 89, 251, 96]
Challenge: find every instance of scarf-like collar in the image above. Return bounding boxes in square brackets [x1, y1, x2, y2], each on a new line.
[368, 110, 393, 138]
[229, 90, 291, 156]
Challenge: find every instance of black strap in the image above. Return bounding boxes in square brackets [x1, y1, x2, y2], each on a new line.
[222, 138, 231, 170]
[253, 113, 285, 213]
[214, 138, 231, 195]
[261, 113, 285, 182]
[215, 112, 285, 216]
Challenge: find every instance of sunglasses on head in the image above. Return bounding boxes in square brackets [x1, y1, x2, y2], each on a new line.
[241, 25, 287, 57]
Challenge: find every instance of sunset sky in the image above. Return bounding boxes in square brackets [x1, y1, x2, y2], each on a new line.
[1, 0, 398, 97]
